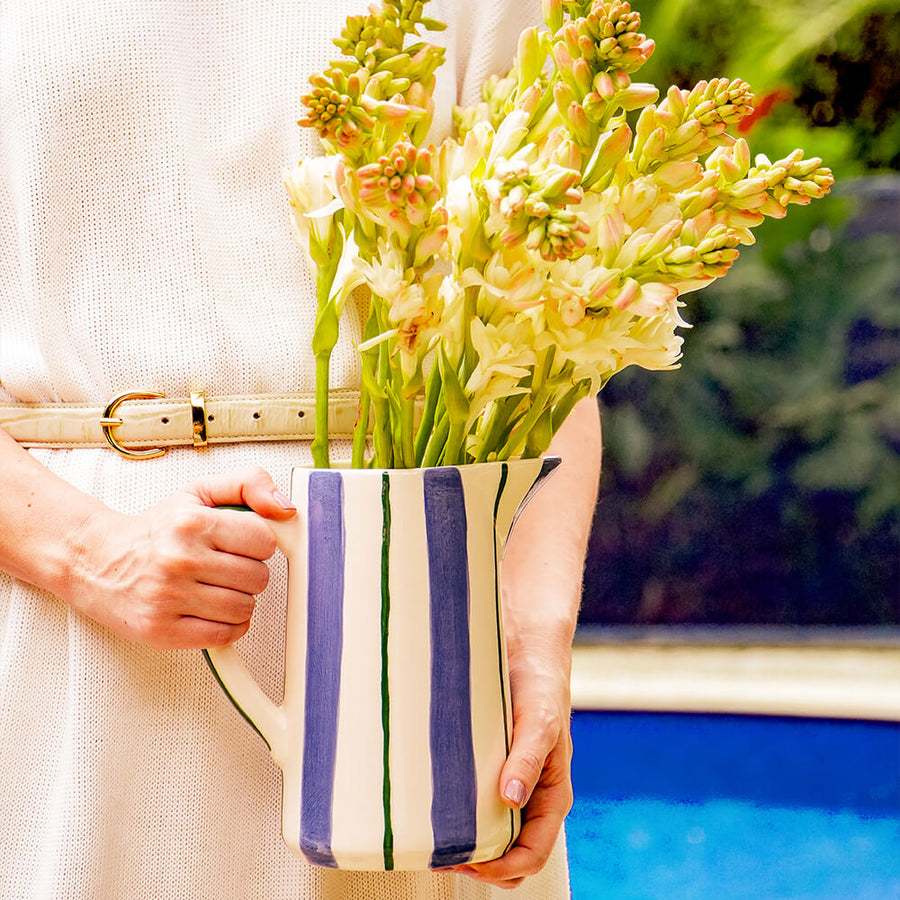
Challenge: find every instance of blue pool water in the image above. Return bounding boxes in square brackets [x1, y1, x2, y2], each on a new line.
[567, 712, 900, 900]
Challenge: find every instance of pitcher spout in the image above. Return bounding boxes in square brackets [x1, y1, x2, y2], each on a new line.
[493, 456, 562, 554]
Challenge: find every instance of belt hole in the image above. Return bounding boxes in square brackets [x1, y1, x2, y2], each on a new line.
[298, 411, 305, 418]
[161, 417, 169, 425]
[253, 411, 261, 419]
[207, 414, 215, 422]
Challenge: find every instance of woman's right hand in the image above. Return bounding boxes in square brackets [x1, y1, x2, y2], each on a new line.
[58, 467, 296, 650]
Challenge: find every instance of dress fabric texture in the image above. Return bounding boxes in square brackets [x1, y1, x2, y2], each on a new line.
[0, 1, 570, 898]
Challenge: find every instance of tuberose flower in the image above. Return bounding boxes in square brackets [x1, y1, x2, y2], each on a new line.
[289, 0, 833, 469]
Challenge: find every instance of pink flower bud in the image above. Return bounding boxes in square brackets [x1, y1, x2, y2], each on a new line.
[613, 278, 640, 310]
[573, 58, 594, 96]
[594, 71, 616, 100]
[632, 282, 678, 316]
[654, 160, 702, 192]
[640, 219, 683, 260]
[597, 209, 625, 265]
[663, 85, 688, 119]
[618, 83, 659, 111]
[542, 0, 564, 33]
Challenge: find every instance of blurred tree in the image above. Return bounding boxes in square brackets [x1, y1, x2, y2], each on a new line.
[581, 1, 900, 625]
[637, 0, 900, 174]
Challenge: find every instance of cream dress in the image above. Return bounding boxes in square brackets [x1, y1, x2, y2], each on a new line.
[0, 1, 572, 898]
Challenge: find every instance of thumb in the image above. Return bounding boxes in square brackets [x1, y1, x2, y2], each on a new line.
[187, 466, 297, 520]
[498, 705, 561, 809]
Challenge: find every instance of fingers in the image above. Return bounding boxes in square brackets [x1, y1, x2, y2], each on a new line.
[112, 572, 262, 650]
[189, 582, 260, 625]
[499, 692, 566, 812]
[452, 735, 573, 889]
[148, 614, 252, 650]
[187, 466, 297, 521]
[170, 505, 279, 565]
[450, 651, 574, 889]
[135, 506, 275, 646]
[66, 469, 295, 650]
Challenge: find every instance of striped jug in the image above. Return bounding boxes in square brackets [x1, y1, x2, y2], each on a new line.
[204, 457, 560, 871]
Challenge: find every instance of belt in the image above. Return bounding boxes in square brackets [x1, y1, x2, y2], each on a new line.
[1, 390, 361, 459]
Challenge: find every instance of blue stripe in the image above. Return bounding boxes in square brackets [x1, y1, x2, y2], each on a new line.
[423, 467, 478, 868]
[299, 471, 344, 868]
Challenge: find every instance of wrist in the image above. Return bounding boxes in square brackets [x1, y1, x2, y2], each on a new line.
[0, 431, 111, 600]
[505, 617, 575, 684]
[44, 497, 118, 608]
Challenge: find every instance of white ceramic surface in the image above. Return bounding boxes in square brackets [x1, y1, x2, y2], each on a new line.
[204, 458, 560, 871]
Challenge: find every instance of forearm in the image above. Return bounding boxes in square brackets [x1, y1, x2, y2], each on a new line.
[462, 397, 601, 886]
[0, 427, 297, 648]
[502, 395, 602, 655]
[0, 428, 107, 596]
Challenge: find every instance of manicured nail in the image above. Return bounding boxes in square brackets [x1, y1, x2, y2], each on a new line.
[273, 490, 296, 510]
[503, 778, 527, 808]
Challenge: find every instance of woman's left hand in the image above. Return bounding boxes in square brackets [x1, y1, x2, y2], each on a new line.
[450, 631, 574, 890]
[449, 396, 601, 890]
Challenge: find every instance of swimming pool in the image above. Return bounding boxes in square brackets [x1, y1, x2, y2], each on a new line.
[567, 711, 900, 900]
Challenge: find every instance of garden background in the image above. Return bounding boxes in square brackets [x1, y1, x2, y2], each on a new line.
[580, 0, 900, 627]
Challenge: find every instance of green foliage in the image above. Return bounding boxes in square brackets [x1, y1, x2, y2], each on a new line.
[584, 185, 900, 624]
[636, 0, 900, 175]
[580, 1, 900, 625]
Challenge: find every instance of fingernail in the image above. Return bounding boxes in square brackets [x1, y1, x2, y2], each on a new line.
[503, 778, 527, 808]
[273, 490, 295, 510]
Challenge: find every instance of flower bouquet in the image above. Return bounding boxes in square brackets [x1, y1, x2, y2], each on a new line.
[204, 0, 836, 871]
[284, 0, 833, 471]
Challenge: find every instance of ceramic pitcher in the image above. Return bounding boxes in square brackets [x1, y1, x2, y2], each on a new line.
[204, 457, 560, 871]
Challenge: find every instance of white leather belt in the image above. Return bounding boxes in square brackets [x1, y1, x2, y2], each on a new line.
[1, 390, 362, 459]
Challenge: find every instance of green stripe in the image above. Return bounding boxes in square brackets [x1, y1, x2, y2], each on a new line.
[380, 473, 395, 870]
[202, 650, 272, 752]
[493, 463, 518, 854]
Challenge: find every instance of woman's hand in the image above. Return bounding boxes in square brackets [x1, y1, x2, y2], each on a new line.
[451, 631, 574, 890]
[450, 396, 601, 889]
[59, 467, 296, 649]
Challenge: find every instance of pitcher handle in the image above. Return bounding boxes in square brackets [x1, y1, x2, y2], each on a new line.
[203, 507, 299, 765]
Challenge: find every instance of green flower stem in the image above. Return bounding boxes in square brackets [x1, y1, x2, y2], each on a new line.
[472, 394, 520, 464]
[550, 378, 592, 434]
[523, 406, 554, 458]
[421, 408, 450, 468]
[413, 361, 442, 466]
[373, 337, 394, 468]
[534, 343, 557, 393]
[308, 219, 344, 469]
[312, 352, 332, 468]
[310, 297, 340, 470]
[351, 381, 371, 468]
[389, 389, 404, 467]
[399, 394, 416, 468]
[522, 378, 592, 458]
[353, 301, 383, 467]
[497, 387, 552, 461]
[493, 396, 528, 456]
[461, 285, 479, 386]
[442, 421, 468, 467]
[471, 403, 502, 465]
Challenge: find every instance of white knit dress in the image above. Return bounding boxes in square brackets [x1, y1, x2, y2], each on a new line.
[0, 1, 572, 898]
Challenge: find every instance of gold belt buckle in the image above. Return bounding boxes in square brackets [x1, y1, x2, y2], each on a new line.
[100, 390, 167, 460]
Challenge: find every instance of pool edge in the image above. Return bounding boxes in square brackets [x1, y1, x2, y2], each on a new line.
[571, 632, 900, 722]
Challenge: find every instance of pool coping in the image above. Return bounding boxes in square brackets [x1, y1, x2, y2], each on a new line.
[571, 626, 900, 721]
